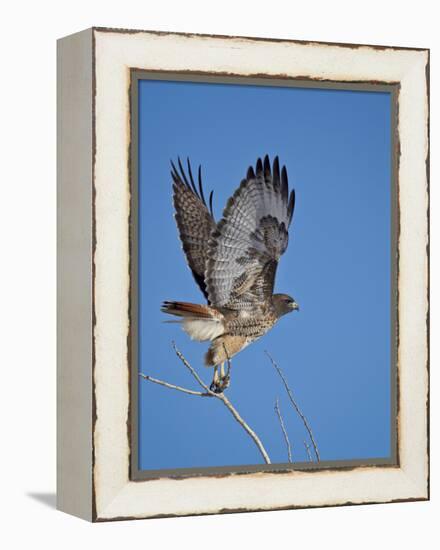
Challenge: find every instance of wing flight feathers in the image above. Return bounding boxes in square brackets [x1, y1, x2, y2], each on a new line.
[171, 158, 216, 300]
[206, 155, 295, 311]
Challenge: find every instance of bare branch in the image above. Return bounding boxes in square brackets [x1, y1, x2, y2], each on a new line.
[274, 398, 292, 463]
[218, 393, 271, 464]
[171, 341, 211, 392]
[138, 373, 211, 397]
[304, 440, 313, 462]
[265, 351, 320, 462]
[141, 344, 272, 464]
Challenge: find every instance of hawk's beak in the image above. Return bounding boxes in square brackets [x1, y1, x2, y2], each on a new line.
[291, 302, 299, 311]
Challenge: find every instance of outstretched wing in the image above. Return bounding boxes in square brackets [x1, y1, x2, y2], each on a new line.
[171, 158, 216, 301]
[206, 155, 295, 311]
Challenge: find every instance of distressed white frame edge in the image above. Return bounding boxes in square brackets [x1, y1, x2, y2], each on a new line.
[57, 28, 94, 521]
[58, 27, 429, 522]
[94, 29, 429, 520]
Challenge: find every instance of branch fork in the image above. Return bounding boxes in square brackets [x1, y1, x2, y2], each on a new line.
[139, 341, 271, 464]
[139, 343, 320, 466]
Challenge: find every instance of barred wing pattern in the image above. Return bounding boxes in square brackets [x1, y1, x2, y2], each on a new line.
[171, 158, 216, 300]
[206, 156, 295, 312]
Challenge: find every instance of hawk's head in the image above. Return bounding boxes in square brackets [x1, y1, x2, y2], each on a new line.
[272, 293, 299, 317]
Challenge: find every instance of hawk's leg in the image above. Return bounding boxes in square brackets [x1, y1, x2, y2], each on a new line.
[220, 362, 231, 388]
[210, 362, 231, 393]
[210, 366, 220, 393]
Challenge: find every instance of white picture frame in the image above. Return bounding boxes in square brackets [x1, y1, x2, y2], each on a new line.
[57, 27, 429, 522]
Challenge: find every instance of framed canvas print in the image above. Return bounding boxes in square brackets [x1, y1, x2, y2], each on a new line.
[57, 27, 429, 522]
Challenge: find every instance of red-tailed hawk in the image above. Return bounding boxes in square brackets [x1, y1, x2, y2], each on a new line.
[162, 155, 299, 392]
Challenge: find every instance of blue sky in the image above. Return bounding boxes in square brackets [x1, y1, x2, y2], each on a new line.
[137, 78, 392, 470]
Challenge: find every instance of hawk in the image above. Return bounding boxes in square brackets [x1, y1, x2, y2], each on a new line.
[162, 155, 299, 392]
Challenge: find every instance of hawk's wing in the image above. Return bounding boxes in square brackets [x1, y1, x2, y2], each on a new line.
[206, 155, 295, 311]
[171, 158, 216, 301]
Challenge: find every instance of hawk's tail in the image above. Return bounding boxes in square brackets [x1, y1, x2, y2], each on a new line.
[161, 301, 225, 342]
[161, 301, 214, 318]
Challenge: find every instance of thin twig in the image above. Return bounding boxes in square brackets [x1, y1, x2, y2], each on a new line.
[274, 398, 292, 463]
[265, 351, 320, 462]
[218, 394, 271, 464]
[172, 341, 210, 392]
[141, 343, 271, 464]
[138, 373, 211, 397]
[304, 440, 313, 462]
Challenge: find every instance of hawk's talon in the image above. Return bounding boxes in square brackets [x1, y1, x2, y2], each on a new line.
[210, 375, 230, 394]
[220, 375, 230, 391]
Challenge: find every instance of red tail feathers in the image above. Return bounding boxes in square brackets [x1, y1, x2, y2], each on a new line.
[161, 301, 215, 319]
